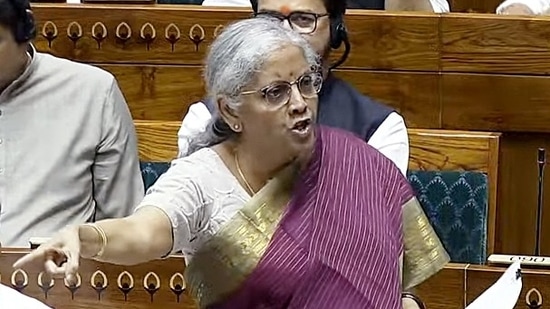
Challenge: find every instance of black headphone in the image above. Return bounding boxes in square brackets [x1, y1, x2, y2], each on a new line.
[6, 0, 36, 43]
[250, 0, 350, 70]
[328, 12, 351, 69]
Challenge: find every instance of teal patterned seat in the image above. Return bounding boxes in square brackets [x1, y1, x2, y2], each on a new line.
[140, 162, 171, 190]
[407, 170, 489, 264]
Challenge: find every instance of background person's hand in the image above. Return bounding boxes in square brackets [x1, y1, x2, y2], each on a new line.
[12, 225, 81, 284]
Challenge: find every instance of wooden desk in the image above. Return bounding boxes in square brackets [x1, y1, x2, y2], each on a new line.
[0, 248, 198, 308]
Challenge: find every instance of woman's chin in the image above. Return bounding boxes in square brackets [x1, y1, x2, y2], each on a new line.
[288, 131, 316, 164]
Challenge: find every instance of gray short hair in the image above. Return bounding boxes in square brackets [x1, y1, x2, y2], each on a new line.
[185, 17, 320, 155]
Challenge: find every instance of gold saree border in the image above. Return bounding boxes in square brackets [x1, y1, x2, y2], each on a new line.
[402, 197, 451, 290]
[184, 166, 296, 308]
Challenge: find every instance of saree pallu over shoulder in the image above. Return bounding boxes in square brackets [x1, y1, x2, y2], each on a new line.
[184, 165, 297, 308]
[402, 197, 450, 290]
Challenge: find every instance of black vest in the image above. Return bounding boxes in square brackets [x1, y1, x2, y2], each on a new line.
[316, 74, 393, 141]
[202, 75, 393, 142]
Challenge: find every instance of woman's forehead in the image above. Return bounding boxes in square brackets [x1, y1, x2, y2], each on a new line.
[256, 46, 309, 83]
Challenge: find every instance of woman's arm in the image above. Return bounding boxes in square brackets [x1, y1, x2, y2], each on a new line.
[15, 157, 206, 278]
[13, 206, 174, 279]
[79, 206, 173, 265]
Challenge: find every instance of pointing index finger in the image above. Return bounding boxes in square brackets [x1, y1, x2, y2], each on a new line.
[12, 247, 47, 269]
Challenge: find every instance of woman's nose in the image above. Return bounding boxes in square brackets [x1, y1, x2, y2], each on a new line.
[282, 20, 293, 31]
[287, 85, 307, 115]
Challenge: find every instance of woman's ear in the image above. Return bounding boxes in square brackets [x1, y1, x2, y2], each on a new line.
[216, 96, 242, 133]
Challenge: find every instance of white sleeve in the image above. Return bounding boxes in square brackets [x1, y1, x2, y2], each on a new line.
[496, 0, 550, 14]
[178, 102, 212, 157]
[135, 158, 209, 254]
[430, 0, 450, 12]
[367, 112, 409, 176]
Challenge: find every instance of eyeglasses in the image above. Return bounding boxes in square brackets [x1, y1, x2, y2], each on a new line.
[255, 11, 329, 34]
[241, 72, 323, 108]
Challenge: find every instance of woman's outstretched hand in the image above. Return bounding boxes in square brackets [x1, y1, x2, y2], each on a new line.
[12, 225, 81, 284]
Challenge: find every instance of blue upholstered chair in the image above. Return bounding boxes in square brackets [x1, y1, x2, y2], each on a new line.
[140, 161, 171, 190]
[408, 170, 489, 264]
[407, 129, 500, 265]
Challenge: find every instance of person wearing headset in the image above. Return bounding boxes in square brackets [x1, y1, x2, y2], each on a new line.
[177, 1, 449, 308]
[0, 0, 144, 247]
[202, 0, 450, 13]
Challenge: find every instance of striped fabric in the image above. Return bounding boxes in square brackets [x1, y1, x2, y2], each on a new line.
[214, 126, 412, 308]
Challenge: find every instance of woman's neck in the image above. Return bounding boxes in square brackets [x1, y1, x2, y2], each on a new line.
[234, 146, 285, 195]
[216, 141, 291, 195]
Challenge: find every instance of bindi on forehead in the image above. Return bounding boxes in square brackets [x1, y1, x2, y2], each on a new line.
[279, 5, 292, 15]
[266, 69, 299, 83]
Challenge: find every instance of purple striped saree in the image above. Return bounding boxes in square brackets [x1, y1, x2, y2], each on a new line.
[185, 126, 449, 308]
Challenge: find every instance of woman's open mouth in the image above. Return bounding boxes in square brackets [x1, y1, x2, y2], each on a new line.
[290, 118, 312, 137]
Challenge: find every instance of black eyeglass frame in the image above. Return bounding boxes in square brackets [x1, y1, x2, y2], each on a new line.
[254, 11, 330, 34]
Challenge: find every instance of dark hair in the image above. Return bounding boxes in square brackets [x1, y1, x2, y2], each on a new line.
[250, 0, 346, 17]
[0, 0, 20, 37]
[0, 0, 34, 43]
[324, 0, 347, 17]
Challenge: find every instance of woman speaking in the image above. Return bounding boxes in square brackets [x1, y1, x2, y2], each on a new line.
[14, 17, 447, 309]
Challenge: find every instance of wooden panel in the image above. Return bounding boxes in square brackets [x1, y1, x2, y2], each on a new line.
[441, 73, 550, 133]
[441, 14, 550, 75]
[496, 133, 550, 256]
[415, 263, 467, 309]
[31, 4, 439, 71]
[408, 129, 499, 172]
[102, 65, 203, 121]
[32, 5, 246, 65]
[334, 70, 440, 128]
[135, 120, 180, 161]
[1, 248, 198, 309]
[342, 11, 439, 70]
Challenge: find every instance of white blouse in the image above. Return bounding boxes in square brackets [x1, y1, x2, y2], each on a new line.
[135, 148, 250, 264]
